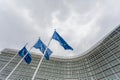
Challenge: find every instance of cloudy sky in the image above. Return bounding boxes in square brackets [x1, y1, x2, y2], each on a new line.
[0, 0, 120, 58]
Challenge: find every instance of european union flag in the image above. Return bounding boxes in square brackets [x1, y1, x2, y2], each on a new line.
[24, 53, 32, 64]
[18, 46, 32, 64]
[34, 39, 52, 60]
[52, 31, 73, 50]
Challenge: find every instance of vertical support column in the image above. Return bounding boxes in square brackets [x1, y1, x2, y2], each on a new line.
[102, 43, 119, 79]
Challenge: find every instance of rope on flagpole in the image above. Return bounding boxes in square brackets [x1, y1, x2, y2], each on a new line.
[5, 46, 33, 80]
[31, 37, 52, 80]
[0, 53, 18, 73]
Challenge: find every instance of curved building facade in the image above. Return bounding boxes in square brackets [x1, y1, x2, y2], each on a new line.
[0, 26, 120, 80]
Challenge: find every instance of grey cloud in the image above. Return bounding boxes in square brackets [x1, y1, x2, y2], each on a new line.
[0, 3, 36, 50]
[0, 0, 120, 57]
[64, 0, 98, 14]
[14, 0, 70, 27]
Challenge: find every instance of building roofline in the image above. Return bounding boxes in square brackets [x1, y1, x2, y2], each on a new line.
[1, 24, 120, 61]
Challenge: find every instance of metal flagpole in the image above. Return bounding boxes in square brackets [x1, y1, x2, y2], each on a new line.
[0, 53, 18, 73]
[5, 46, 33, 80]
[0, 43, 28, 74]
[32, 37, 52, 80]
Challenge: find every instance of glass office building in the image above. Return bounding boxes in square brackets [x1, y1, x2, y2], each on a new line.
[0, 25, 120, 80]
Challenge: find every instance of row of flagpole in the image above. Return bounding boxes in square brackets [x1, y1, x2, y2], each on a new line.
[3, 38, 51, 80]
[0, 30, 73, 80]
